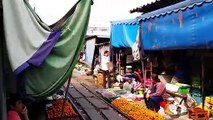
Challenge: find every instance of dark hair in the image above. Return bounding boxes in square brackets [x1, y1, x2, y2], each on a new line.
[152, 74, 160, 82]
[7, 94, 22, 106]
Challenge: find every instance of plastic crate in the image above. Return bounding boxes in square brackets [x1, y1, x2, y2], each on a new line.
[178, 86, 190, 95]
[113, 89, 127, 95]
[188, 108, 209, 120]
[175, 83, 190, 95]
[105, 96, 120, 103]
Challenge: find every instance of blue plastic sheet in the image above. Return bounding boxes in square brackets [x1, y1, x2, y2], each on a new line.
[140, 0, 213, 50]
[111, 19, 139, 48]
[111, 0, 213, 50]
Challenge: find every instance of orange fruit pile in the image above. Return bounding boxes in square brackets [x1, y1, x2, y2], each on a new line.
[47, 99, 78, 119]
[112, 98, 165, 120]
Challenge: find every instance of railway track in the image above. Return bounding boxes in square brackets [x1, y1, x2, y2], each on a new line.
[66, 82, 130, 120]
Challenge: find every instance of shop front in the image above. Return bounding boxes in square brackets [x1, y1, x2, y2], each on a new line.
[107, 0, 213, 120]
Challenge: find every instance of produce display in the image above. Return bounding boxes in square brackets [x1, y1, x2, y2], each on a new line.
[112, 98, 166, 120]
[47, 99, 78, 119]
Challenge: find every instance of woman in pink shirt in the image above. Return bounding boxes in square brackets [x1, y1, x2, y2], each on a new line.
[144, 74, 166, 112]
[7, 94, 29, 120]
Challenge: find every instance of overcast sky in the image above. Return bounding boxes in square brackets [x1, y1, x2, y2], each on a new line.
[29, 0, 155, 27]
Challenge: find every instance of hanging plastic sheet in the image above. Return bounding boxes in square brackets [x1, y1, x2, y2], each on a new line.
[111, 19, 139, 48]
[85, 38, 96, 67]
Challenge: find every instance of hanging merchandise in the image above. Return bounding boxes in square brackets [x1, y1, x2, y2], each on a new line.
[132, 26, 141, 61]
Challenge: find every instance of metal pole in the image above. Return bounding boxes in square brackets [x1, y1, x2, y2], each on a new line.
[119, 50, 121, 75]
[142, 60, 146, 89]
[116, 51, 118, 73]
[60, 75, 72, 120]
[139, 24, 146, 89]
[0, 12, 6, 120]
[201, 56, 205, 109]
[0, 54, 6, 120]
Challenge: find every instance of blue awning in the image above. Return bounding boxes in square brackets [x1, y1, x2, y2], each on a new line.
[111, 18, 139, 48]
[139, 0, 213, 50]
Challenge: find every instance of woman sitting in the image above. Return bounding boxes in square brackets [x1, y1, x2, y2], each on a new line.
[7, 94, 29, 120]
[144, 74, 167, 112]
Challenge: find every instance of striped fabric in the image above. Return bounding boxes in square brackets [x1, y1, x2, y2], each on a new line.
[133, 82, 143, 91]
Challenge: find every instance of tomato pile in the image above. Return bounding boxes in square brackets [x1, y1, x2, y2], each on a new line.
[47, 99, 78, 119]
[112, 98, 166, 120]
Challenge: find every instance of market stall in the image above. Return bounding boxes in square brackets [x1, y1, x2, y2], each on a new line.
[138, 0, 213, 117]
[109, 0, 213, 119]
[96, 88, 166, 120]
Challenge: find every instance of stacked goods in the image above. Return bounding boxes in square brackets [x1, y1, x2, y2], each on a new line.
[191, 77, 201, 88]
[188, 108, 209, 120]
[47, 99, 78, 119]
[112, 98, 165, 120]
[196, 96, 213, 116]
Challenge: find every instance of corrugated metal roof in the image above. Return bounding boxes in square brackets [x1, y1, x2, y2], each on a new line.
[130, 0, 185, 14]
[111, 0, 211, 25]
[138, 0, 212, 21]
[142, 0, 161, 7]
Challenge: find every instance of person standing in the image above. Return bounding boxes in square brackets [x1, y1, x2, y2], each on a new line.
[101, 51, 111, 88]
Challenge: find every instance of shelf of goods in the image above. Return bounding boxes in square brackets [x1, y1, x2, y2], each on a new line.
[46, 98, 80, 120]
[112, 98, 166, 120]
